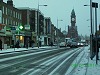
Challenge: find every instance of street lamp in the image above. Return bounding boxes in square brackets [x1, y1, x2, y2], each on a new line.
[37, 1, 47, 48]
[84, 0, 93, 60]
[84, 0, 93, 34]
[65, 25, 67, 38]
[84, 1, 99, 64]
[86, 18, 94, 35]
[57, 19, 63, 48]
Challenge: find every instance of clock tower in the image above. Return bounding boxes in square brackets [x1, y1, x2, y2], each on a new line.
[67, 9, 78, 39]
[71, 9, 76, 27]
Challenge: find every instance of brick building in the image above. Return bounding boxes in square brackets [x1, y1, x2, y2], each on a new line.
[0, 0, 22, 48]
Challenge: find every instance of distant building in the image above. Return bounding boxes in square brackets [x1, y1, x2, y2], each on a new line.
[67, 9, 78, 39]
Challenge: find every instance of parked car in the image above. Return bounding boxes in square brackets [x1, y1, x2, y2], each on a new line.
[59, 42, 66, 47]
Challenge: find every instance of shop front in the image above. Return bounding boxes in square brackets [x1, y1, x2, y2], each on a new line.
[24, 31, 31, 47]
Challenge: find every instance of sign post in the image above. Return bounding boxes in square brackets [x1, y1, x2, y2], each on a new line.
[92, 2, 98, 64]
[11, 26, 16, 50]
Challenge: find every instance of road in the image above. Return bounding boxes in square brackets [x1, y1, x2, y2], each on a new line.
[0, 47, 84, 75]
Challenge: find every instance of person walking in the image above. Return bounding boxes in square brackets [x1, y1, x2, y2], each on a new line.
[26, 38, 29, 49]
[50, 41, 53, 47]
[0, 39, 2, 50]
[31, 40, 35, 48]
[15, 40, 20, 48]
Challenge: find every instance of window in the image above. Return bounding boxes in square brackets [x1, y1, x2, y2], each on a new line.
[20, 13, 21, 20]
[6, 7, 7, 15]
[2, 6, 4, 14]
[6, 18, 7, 25]
[13, 11, 15, 17]
[16, 12, 17, 18]
[3, 18, 4, 24]
[14, 21, 15, 25]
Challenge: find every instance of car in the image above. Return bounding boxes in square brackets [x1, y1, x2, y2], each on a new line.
[53, 43, 57, 46]
[70, 42, 78, 48]
[59, 42, 66, 47]
[77, 42, 84, 47]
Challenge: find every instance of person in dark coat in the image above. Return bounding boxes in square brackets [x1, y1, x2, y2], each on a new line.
[26, 38, 29, 49]
[50, 41, 53, 47]
[15, 40, 20, 48]
[0, 39, 2, 50]
[31, 40, 35, 48]
[92, 38, 99, 60]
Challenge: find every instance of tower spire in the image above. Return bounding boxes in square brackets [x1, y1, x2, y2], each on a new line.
[71, 9, 75, 15]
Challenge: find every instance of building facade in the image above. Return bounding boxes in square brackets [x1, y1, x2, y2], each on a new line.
[44, 17, 52, 45]
[0, 0, 22, 48]
[0, 0, 64, 48]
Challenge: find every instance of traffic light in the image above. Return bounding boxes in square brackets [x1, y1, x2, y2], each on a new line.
[19, 25, 23, 30]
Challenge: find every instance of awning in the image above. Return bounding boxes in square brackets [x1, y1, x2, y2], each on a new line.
[0, 24, 6, 30]
[0, 33, 6, 36]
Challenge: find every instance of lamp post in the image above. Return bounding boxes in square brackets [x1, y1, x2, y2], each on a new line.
[84, 0, 93, 60]
[37, 1, 47, 48]
[92, 2, 98, 64]
[84, 1, 99, 64]
[57, 19, 63, 48]
[65, 25, 67, 38]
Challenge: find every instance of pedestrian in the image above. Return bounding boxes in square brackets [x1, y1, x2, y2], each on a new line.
[26, 38, 29, 49]
[0, 39, 2, 50]
[97, 40, 99, 60]
[31, 40, 35, 48]
[15, 40, 20, 48]
[91, 38, 96, 60]
[50, 41, 53, 47]
[39, 41, 41, 47]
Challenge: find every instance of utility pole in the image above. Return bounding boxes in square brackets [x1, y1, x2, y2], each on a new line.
[92, 2, 98, 64]
[37, 0, 47, 48]
[90, 0, 93, 60]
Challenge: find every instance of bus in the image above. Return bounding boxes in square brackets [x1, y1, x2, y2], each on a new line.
[65, 38, 78, 47]
[65, 38, 71, 46]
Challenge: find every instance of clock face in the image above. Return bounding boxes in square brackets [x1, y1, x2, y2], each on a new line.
[72, 18, 75, 21]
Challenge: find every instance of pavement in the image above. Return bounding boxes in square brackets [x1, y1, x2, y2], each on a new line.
[66, 46, 100, 75]
[0, 46, 55, 54]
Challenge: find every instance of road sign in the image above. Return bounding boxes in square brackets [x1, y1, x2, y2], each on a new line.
[11, 27, 16, 30]
[92, 2, 98, 8]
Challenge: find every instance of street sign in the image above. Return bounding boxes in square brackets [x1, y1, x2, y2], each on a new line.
[92, 2, 98, 8]
[11, 27, 16, 30]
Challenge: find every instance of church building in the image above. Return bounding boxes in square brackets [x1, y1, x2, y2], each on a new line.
[67, 9, 78, 39]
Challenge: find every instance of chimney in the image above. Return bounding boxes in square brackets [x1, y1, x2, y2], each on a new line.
[59, 28, 61, 31]
[7, 0, 13, 6]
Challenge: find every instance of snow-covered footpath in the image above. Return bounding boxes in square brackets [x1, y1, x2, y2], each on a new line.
[65, 46, 100, 75]
[0, 46, 53, 54]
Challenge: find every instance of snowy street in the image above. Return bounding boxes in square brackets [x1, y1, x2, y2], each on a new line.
[0, 46, 83, 75]
[0, 46, 100, 75]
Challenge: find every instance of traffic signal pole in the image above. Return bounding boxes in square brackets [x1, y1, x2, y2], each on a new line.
[94, 3, 98, 64]
[90, 0, 93, 60]
[92, 2, 98, 64]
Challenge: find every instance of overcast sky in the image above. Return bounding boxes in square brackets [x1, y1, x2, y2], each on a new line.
[4, 0, 100, 36]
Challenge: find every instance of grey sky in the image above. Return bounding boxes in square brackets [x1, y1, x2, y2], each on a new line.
[4, 0, 100, 36]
